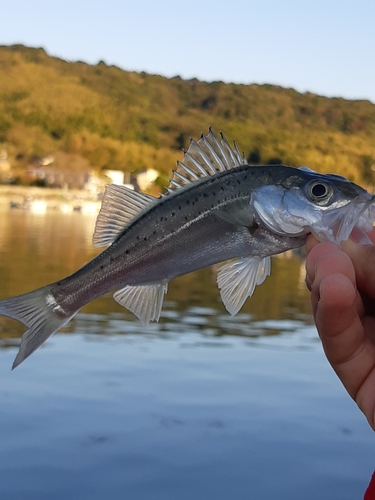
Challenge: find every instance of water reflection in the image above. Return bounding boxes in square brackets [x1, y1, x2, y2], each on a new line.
[0, 206, 373, 500]
[71, 308, 319, 355]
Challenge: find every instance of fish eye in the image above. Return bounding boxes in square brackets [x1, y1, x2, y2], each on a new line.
[307, 181, 333, 205]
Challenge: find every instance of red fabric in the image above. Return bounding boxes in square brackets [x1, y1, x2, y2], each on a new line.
[365, 472, 375, 500]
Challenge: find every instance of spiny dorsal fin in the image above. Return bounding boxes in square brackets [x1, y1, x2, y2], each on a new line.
[217, 256, 271, 315]
[167, 128, 246, 193]
[113, 283, 168, 324]
[93, 184, 156, 248]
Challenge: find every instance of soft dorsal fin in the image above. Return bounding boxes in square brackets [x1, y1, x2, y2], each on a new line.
[113, 283, 168, 324]
[166, 128, 246, 193]
[93, 184, 156, 248]
[217, 256, 271, 315]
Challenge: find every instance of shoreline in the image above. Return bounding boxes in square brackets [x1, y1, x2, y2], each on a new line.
[0, 185, 102, 214]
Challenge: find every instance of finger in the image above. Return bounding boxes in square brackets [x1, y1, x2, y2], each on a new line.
[305, 243, 354, 290]
[341, 239, 375, 301]
[315, 273, 371, 400]
[354, 335, 375, 430]
[367, 227, 375, 245]
[305, 234, 320, 256]
[349, 227, 375, 245]
[306, 228, 375, 257]
[315, 273, 359, 361]
[309, 247, 361, 319]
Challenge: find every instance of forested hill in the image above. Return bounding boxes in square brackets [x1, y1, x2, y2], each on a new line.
[1, 44, 375, 186]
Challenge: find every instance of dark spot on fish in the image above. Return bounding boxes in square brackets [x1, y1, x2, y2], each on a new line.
[160, 216, 163, 222]
[186, 200, 190, 205]
[178, 205, 182, 210]
[203, 193, 208, 198]
[57, 282, 61, 286]
[144, 236, 147, 241]
[100, 265, 104, 269]
[171, 212, 175, 217]
[125, 249, 129, 254]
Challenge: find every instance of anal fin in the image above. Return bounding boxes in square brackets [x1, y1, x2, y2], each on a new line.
[113, 283, 168, 324]
[217, 256, 271, 315]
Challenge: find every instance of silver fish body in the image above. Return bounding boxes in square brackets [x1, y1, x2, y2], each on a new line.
[0, 129, 374, 368]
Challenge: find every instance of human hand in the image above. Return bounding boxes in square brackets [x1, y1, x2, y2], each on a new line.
[305, 229, 375, 430]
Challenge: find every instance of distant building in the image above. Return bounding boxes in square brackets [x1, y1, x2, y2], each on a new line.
[136, 168, 159, 191]
[26, 165, 95, 190]
[26, 157, 159, 193]
[26, 154, 102, 191]
[103, 169, 125, 185]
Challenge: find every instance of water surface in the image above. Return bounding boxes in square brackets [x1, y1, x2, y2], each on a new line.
[0, 207, 373, 500]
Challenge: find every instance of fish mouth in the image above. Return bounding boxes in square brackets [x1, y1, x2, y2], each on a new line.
[315, 193, 375, 244]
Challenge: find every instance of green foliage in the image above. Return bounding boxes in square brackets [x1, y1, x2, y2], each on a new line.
[1, 44, 375, 188]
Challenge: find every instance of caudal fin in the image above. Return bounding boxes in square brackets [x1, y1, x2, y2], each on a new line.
[0, 286, 76, 369]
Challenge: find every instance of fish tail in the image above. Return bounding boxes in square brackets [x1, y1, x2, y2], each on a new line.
[0, 285, 76, 369]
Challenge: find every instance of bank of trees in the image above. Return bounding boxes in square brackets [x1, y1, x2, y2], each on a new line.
[1, 44, 375, 188]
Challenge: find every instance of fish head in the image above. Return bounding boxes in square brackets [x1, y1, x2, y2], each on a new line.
[251, 167, 375, 244]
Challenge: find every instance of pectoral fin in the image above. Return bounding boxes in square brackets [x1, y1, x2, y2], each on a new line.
[113, 283, 168, 324]
[214, 199, 254, 227]
[217, 256, 271, 315]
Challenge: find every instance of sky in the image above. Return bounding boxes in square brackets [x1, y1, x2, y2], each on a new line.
[2, 0, 375, 103]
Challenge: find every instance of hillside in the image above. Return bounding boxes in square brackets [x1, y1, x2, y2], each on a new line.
[1, 44, 375, 187]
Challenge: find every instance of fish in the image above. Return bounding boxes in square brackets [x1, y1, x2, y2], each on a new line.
[0, 128, 374, 369]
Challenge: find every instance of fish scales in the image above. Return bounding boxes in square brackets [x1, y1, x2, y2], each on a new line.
[51, 169, 252, 306]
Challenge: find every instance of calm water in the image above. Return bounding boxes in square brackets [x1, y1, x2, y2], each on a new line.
[0, 207, 373, 500]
